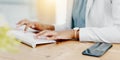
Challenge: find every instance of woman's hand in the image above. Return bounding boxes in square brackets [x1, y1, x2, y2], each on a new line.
[17, 19, 55, 31]
[35, 30, 76, 40]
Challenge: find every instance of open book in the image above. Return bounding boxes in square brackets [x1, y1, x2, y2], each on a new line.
[9, 30, 56, 48]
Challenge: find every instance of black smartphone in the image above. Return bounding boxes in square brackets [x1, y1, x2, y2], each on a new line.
[82, 42, 112, 57]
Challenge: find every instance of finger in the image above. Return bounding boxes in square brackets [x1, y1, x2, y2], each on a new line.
[17, 20, 23, 25]
[28, 23, 35, 29]
[17, 19, 29, 26]
[24, 25, 29, 32]
[16, 22, 24, 28]
[23, 22, 33, 31]
[46, 36, 57, 40]
[17, 20, 26, 25]
[42, 31, 57, 37]
[36, 30, 48, 37]
[31, 24, 35, 28]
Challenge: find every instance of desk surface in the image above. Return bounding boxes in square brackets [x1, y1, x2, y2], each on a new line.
[0, 41, 120, 60]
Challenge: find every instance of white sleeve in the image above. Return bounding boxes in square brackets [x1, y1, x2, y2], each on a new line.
[80, 27, 120, 43]
[112, 0, 120, 20]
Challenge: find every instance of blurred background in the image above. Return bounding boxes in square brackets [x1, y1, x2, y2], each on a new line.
[0, 0, 68, 28]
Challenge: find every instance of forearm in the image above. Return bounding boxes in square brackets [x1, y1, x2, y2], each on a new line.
[34, 22, 55, 31]
[43, 24, 55, 30]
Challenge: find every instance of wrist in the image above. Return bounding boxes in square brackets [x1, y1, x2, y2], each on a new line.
[73, 27, 79, 40]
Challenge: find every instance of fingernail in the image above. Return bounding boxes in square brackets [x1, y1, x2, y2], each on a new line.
[32, 25, 35, 28]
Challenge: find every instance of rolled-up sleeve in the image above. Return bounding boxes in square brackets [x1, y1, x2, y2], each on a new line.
[80, 27, 120, 43]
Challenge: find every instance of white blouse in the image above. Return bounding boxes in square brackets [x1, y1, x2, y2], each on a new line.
[55, 0, 120, 43]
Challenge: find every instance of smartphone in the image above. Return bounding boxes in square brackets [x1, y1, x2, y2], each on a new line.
[82, 42, 112, 57]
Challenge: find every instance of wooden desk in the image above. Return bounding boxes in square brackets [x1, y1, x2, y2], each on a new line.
[0, 41, 120, 60]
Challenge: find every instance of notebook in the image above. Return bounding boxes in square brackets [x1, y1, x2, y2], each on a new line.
[9, 30, 56, 48]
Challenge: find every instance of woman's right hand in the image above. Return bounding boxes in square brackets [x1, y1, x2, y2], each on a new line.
[17, 19, 55, 31]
